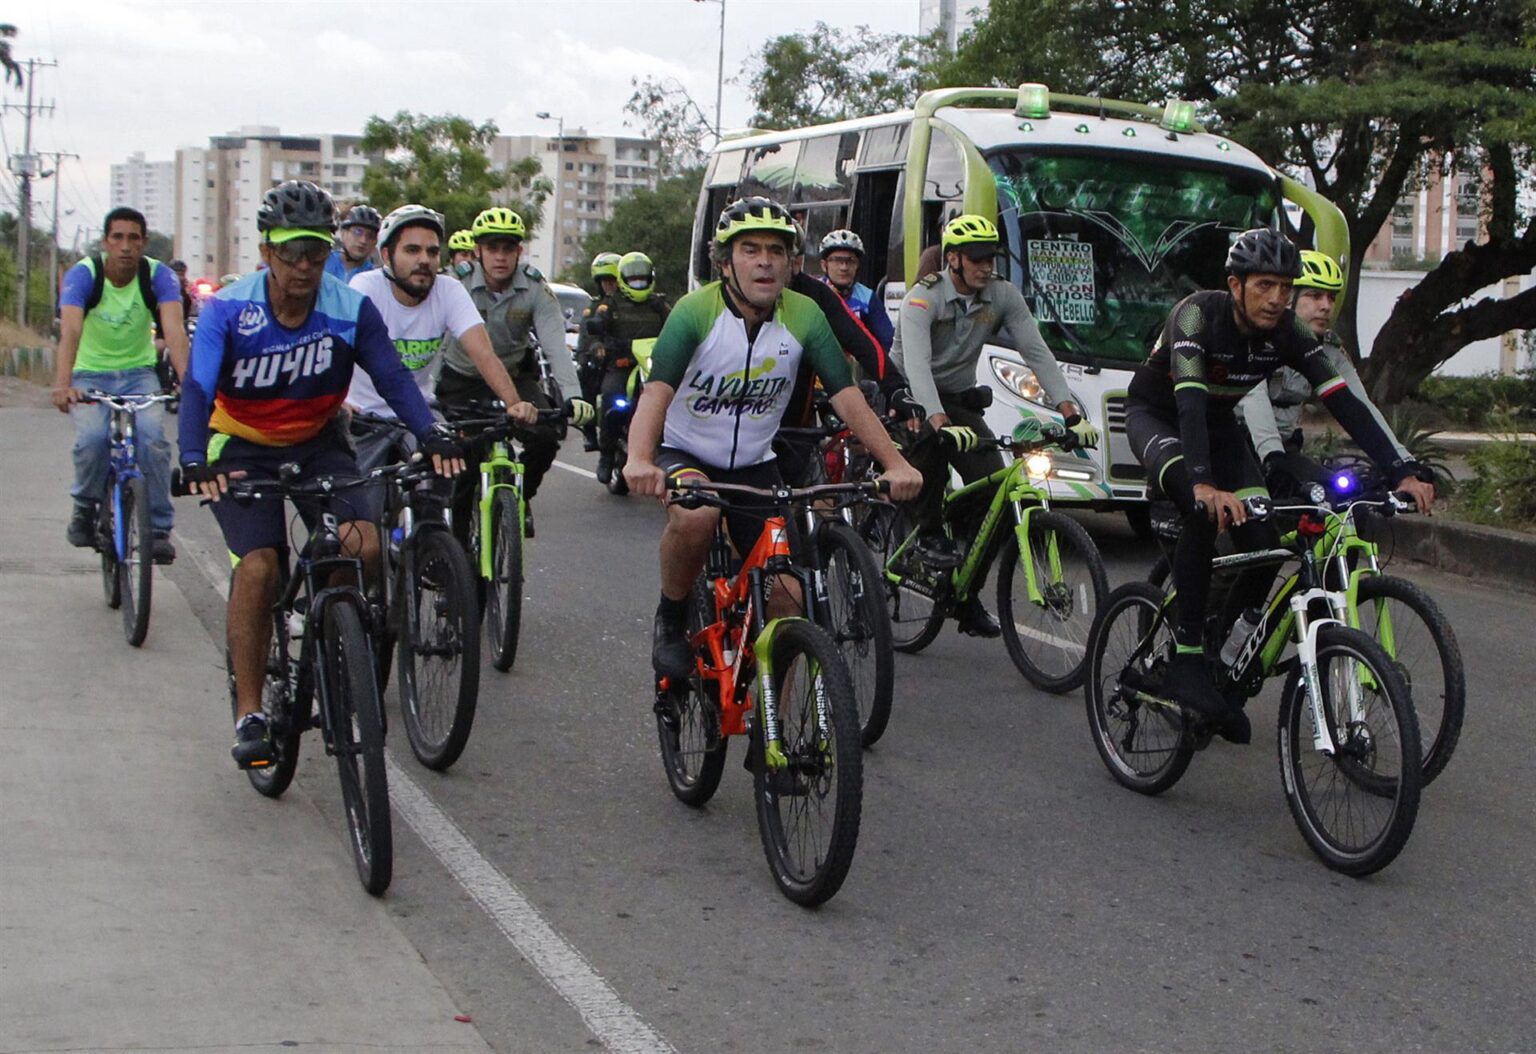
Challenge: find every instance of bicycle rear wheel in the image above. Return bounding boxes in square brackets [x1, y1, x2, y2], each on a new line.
[228, 614, 302, 799]
[862, 502, 944, 653]
[814, 520, 894, 747]
[1085, 582, 1194, 794]
[485, 490, 524, 671]
[657, 576, 728, 806]
[998, 510, 1107, 692]
[752, 619, 863, 907]
[1352, 574, 1464, 786]
[98, 486, 121, 609]
[1278, 625, 1421, 877]
[398, 530, 481, 771]
[323, 601, 392, 895]
[119, 475, 154, 647]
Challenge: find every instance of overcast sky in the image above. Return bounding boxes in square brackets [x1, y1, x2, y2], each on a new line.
[7, 0, 921, 244]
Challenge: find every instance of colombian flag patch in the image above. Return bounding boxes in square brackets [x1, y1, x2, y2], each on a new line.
[909, 297, 930, 309]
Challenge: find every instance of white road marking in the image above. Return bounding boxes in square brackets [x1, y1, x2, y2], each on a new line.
[182, 530, 676, 1054]
[552, 458, 592, 477]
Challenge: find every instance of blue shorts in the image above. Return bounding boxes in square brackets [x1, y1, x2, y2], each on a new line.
[205, 421, 372, 557]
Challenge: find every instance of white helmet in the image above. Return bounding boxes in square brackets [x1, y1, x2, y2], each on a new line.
[378, 204, 446, 251]
[820, 229, 865, 257]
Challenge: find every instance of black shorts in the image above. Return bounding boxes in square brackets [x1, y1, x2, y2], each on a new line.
[656, 447, 782, 557]
[207, 421, 370, 558]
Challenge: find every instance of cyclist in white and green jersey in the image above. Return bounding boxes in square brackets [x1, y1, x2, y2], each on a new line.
[624, 197, 923, 680]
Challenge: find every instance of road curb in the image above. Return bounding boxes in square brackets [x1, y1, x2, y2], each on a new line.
[1383, 514, 1536, 594]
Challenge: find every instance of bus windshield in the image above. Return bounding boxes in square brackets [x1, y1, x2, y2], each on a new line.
[988, 149, 1281, 366]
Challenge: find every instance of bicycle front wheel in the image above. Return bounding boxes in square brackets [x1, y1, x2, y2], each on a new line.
[862, 502, 944, 653]
[815, 520, 894, 747]
[1352, 574, 1464, 786]
[656, 576, 727, 806]
[323, 601, 393, 895]
[1085, 582, 1193, 795]
[752, 620, 863, 907]
[98, 488, 121, 609]
[998, 510, 1107, 693]
[398, 530, 482, 771]
[485, 490, 524, 671]
[119, 475, 154, 647]
[1278, 625, 1421, 877]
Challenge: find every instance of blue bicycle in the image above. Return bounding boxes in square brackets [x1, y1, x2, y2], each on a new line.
[82, 390, 176, 646]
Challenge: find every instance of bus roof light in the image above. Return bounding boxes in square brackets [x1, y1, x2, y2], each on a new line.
[1160, 98, 1197, 134]
[1015, 83, 1051, 120]
[1122, 127, 1137, 138]
[1074, 123, 1091, 134]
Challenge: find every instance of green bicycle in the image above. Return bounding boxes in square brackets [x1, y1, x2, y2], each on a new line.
[446, 403, 568, 671]
[862, 420, 1107, 693]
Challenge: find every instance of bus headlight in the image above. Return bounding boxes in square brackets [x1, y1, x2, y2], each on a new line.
[990, 358, 1047, 406]
[1025, 453, 1052, 479]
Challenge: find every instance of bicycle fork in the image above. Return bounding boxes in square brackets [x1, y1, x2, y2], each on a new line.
[1291, 587, 1347, 755]
[477, 451, 523, 581]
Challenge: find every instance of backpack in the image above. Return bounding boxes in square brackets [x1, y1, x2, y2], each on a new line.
[82, 254, 164, 338]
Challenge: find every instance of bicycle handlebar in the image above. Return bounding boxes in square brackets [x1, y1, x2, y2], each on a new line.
[667, 477, 890, 511]
[77, 390, 178, 412]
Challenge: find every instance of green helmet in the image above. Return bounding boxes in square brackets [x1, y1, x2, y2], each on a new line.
[471, 207, 526, 242]
[617, 251, 656, 303]
[447, 229, 477, 253]
[714, 196, 797, 247]
[1296, 249, 1345, 292]
[942, 214, 1001, 254]
[591, 251, 622, 281]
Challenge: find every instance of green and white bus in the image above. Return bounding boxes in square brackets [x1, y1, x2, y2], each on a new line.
[690, 84, 1348, 531]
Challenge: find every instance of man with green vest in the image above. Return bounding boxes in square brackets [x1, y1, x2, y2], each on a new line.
[53, 206, 188, 561]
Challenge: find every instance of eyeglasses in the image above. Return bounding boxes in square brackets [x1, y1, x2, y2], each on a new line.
[269, 240, 332, 266]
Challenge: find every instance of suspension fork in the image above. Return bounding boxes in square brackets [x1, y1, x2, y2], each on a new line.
[477, 441, 522, 581]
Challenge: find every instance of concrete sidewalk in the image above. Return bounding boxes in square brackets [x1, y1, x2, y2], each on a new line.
[0, 407, 491, 1053]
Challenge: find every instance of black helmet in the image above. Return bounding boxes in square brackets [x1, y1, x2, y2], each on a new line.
[1225, 228, 1302, 279]
[340, 204, 383, 231]
[257, 180, 337, 234]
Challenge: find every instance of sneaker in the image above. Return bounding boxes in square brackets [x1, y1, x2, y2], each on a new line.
[652, 613, 694, 682]
[1217, 706, 1252, 745]
[66, 502, 97, 548]
[1162, 651, 1229, 723]
[956, 596, 1001, 638]
[582, 428, 600, 453]
[915, 531, 962, 569]
[522, 505, 535, 539]
[231, 713, 274, 769]
[596, 452, 614, 485]
[152, 531, 176, 565]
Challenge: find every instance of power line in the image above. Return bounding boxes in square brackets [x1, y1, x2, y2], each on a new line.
[1, 57, 59, 325]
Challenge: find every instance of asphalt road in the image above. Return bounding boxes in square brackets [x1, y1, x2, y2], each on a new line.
[139, 440, 1536, 1052]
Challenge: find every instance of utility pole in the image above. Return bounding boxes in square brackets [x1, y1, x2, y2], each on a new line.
[2, 58, 58, 326]
[38, 151, 79, 314]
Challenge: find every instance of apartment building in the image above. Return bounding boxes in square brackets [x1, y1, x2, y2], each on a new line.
[1361, 161, 1484, 267]
[109, 152, 177, 236]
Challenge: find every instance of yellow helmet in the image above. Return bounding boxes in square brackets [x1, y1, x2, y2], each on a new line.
[714, 196, 797, 246]
[471, 207, 526, 241]
[447, 229, 477, 253]
[591, 251, 622, 281]
[1296, 249, 1345, 292]
[617, 251, 656, 303]
[942, 214, 1000, 254]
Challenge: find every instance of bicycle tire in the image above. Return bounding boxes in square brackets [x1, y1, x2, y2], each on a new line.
[751, 619, 863, 907]
[862, 502, 944, 653]
[397, 530, 481, 771]
[120, 475, 154, 647]
[228, 619, 301, 800]
[1085, 582, 1194, 795]
[323, 601, 393, 895]
[1352, 574, 1464, 786]
[656, 576, 727, 806]
[814, 520, 894, 747]
[485, 490, 524, 672]
[1277, 625, 1421, 877]
[997, 510, 1107, 693]
[99, 485, 121, 609]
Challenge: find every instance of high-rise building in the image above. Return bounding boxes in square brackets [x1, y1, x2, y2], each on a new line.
[920, 0, 987, 50]
[1361, 160, 1484, 267]
[110, 152, 177, 236]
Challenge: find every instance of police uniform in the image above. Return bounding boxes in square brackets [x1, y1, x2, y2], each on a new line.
[586, 290, 671, 455]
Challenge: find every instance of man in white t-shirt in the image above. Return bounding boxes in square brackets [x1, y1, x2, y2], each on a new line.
[345, 205, 538, 520]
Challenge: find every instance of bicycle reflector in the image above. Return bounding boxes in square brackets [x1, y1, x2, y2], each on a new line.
[1297, 512, 1327, 538]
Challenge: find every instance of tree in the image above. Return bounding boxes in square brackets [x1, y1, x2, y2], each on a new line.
[0, 24, 20, 88]
[359, 111, 552, 239]
[565, 168, 704, 298]
[623, 77, 714, 178]
[932, 0, 1536, 403]
[745, 23, 945, 130]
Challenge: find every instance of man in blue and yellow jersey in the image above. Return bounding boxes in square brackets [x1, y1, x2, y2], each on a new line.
[622, 196, 922, 681]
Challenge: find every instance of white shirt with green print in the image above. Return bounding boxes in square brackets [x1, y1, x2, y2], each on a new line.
[649, 282, 853, 469]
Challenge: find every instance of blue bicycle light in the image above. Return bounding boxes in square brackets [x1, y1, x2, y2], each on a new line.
[612, 397, 629, 411]
[1333, 472, 1355, 493]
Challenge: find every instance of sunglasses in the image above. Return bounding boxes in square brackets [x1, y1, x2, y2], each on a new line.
[269, 240, 332, 266]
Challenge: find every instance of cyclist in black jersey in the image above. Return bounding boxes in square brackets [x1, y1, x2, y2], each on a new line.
[1125, 228, 1432, 741]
